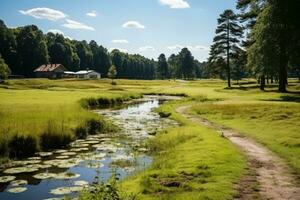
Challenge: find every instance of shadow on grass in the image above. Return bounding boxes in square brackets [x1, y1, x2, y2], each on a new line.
[264, 95, 300, 103]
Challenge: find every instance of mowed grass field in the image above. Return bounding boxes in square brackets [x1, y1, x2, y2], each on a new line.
[0, 78, 299, 199]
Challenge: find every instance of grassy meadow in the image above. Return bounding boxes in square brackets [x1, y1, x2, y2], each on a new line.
[0, 78, 299, 199]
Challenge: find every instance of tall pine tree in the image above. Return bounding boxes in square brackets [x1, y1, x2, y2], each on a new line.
[209, 10, 243, 88]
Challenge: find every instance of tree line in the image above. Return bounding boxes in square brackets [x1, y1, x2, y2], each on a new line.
[0, 19, 204, 80]
[207, 0, 300, 92]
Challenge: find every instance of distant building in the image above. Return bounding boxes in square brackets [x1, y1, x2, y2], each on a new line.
[63, 71, 76, 78]
[34, 64, 67, 79]
[75, 70, 101, 79]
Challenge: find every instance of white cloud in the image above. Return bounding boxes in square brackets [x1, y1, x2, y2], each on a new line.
[47, 29, 64, 35]
[109, 47, 128, 53]
[62, 19, 95, 31]
[187, 45, 209, 51]
[167, 45, 209, 51]
[112, 39, 129, 44]
[167, 45, 183, 50]
[159, 0, 190, 9]
[139, 46, 155, 51]
[122, 21, 145, 29]
[86, 10, 97, 17]
[19, 7, 67, 21]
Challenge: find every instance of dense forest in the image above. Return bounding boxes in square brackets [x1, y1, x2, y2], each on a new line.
[0, 19, 204, 80]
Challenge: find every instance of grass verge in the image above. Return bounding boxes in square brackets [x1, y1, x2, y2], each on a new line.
[120, 100, 246, 200]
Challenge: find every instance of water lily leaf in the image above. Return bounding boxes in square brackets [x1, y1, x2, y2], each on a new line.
[37, 152, 53, 157]
[74, 180, 88, 186]
[33, 173, 56, 179]
[61, 152, 76, 156]
[54, 172, 80, 180]
[86, 162, 104, 169]
[0, 176, 15, 183]
[10, 179, 28, 186]
[55, 155, 69, 159]
[54, 150, 68, 154]
[4, 167, 39, 174]
[7, 187, 27, 193]
[50, 186, 84, 195]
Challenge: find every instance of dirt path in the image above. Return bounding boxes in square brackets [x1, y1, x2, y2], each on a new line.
[176, 105, 300, 200]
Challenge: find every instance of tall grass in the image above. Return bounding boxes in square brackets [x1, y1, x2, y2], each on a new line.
[0, 82, 137, 158]
[191, 102, 300, 175]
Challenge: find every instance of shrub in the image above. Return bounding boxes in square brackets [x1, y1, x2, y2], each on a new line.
[86, 119, 105, 135]
[40, 121, 73, 150]
[0, 137, 8, 157]
[8, 134, 38, 158]
[74, 125, 88, 139]
[158, 111, 172, 118]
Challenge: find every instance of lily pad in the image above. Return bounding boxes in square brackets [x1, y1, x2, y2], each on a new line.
[10, 180, 28, 186]
[12, 160, 41, 166]
[61, 152, 77, 156]
[70, 147, 89, 152]
[7, 187, 27, 193]
[111, 154, 133, 161]
[0, 176, 15, 183]
[35, 164, 52, 169]
[33, 172, 56, 179]
[81, 141, 99, 144]
[71, 143, 90, 148]
[87, 153, 106, 160]
[54, 149, 67, 154]
[54, 172, 80, 180]
[4, 166, 39, 174]
[50, 186, 84, 195]
[56, 155, 69, 159]
[86, 162, 104, 169]
[37, 152, 53, 157]
[74, 180, 89, 186]
[28, 157, 41, 160]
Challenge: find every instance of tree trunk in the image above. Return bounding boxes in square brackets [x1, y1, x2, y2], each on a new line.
[271, 76, 274, 84]
[278, 50, 288, 92]
[260, 75, 266, 90]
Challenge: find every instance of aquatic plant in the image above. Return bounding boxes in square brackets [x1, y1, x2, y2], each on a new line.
[8, 134, 38, 158]
[40, 121, 74, 150]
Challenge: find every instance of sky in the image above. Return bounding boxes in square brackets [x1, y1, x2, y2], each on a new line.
[0, 0, 237, 61]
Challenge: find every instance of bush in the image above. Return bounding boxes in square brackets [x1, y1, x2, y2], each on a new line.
[0, 137, 8, 157]
[158, 111, 172, 118]
[86, 119, 105, 135]
[8, 134, 38, 158]
[40, 121, 73, 150]
[78, 173, 138, 200]
[74, 125, 88, 139]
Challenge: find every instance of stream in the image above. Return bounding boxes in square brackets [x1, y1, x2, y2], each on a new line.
[0, 95, 179, 200]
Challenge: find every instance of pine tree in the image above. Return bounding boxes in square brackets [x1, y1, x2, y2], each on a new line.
[157, 54, 169, 79]
[209, 10, 244, 88]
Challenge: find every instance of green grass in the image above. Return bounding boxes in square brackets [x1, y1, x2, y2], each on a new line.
[190, 101, 300, 175]
[0, 78, 299, 199]
[121, 100, 246, 200]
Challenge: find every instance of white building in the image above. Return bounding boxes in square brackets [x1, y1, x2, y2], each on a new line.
[74, 70, 101, 79]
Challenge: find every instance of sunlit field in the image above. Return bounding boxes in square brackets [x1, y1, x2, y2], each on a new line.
[0, 78, 299, 199]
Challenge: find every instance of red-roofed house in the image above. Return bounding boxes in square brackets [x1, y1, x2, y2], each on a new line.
[34, 64, 67, 79]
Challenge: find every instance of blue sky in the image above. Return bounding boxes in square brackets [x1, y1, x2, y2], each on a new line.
[0, 0, 237, 61]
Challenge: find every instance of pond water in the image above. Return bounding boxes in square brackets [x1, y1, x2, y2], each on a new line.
[0, 96, 179, 200]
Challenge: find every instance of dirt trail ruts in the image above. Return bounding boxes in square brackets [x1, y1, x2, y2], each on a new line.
[176, 105, 300, 200]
